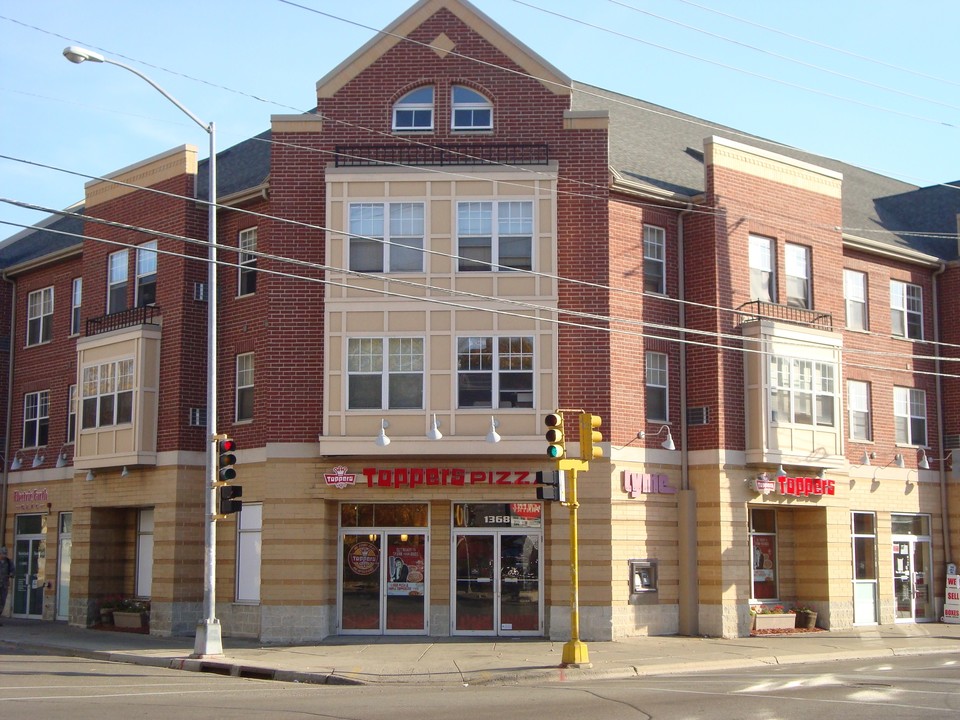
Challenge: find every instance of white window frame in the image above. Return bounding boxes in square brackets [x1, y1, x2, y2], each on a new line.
[135, 240, 157, 307]
[451, 85, 492, 130]
[81, 359, 134, 429]
[890, 280, 923, 340]
[236, 503, 263, 603]
[23, 390, 50, 448]
[27, 287, 54, 346]
[107, 249, 128, 314]
[456, 336, 534, 409]
[347, 337, 425, 410]
[769, 356, 836, 427]
[847, 380, 872, 441]
[67, 384, 77, 444]
[749, 235, 775, 303]
[349, 203, 425, 273]
[236, 353, 254, 422]
[238, 227, 258, 296]
[844, 269, 867, 331]
[645, 351, 668, 422]
[893, 386, 927, 446]
[71, 277, 82, 336]
[643, 225, 666, 294]
[457, 201, 533, 272]
[785, 243, 810, 309]
[393, 86, 434, 131]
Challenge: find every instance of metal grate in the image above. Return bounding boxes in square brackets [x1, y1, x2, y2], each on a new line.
[334, 143, 549, 168]
[687, 406, 710, 426]
[86, 305, 161, 336]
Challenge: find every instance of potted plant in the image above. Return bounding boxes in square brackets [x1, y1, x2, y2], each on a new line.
[794, 605, 818, 629]
[98, 595, 123, 626]
[111, 598, 151, 629]
[750, 604, 796, 631]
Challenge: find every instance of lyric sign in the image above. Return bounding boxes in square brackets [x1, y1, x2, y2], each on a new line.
[623, 472, 676, 497]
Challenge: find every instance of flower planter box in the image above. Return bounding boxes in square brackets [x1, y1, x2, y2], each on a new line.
[112, 611, 148, 629]
[795, 610, 818, 629]
[752, 613, 796, 631]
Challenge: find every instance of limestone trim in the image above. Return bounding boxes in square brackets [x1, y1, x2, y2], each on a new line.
[706, 136, 842, 199]
[85, 145, 198, 208]
[271, 114, 324, 134]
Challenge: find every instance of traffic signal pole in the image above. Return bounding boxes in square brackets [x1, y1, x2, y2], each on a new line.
[543, 410, 602, 668]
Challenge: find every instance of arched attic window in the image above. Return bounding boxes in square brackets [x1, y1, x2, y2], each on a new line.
[451, 85, 492, 130]
[393, 86, 434, 131]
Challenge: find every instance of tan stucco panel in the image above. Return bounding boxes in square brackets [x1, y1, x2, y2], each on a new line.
[85, 145, 197, 208]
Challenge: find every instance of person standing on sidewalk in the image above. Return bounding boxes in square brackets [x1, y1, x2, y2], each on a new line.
[0, 547, 13, 622]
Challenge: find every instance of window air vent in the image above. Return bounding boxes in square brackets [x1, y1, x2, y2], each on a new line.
[189, 408, 207, 427]
[194, 282, 208, 302]
[945, 435, 960, 450]
[687, 406, 710, 426]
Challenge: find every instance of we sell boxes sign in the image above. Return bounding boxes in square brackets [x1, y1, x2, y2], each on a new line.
[944, 574, 960, 624]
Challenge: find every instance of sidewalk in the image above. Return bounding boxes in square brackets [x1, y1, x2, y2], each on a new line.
[1, 618, 958, 686]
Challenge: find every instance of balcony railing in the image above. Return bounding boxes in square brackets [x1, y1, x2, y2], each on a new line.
[86, 305, 161, 336]
[735, 301, 833, 331]
[334, 143, 550, 168]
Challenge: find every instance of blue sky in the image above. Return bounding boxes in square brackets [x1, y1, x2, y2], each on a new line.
[2, 0, 959, 238]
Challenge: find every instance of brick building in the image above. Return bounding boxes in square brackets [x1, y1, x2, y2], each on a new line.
[1, 0, 958, 641]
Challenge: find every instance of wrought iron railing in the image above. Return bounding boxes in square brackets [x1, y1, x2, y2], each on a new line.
[86, 305, 161, 336]
[734, 301, 833, 331]
[334, 143, 550, 167]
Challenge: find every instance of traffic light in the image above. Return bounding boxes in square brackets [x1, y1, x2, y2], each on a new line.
[218, 484, 243, 515]
[535, 470, 566, 502]
[579, 413, 603, 461]
[545, 412, 565, 459]
[218, 437, 238, 482]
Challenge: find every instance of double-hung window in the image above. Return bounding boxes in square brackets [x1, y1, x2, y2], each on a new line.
[238, 228, 258, 296]
[785, 243, 810, 309]
[236, 353, 255, 422]
[643, 225, 666, 294]
[457, 201, 532, 272]
[844, 269, 867, 331]
[27, 287, 54, 346]
[67, 384, 78, 444]
[769, 357, 835, 426]
[348, 338, 424, 410]
[893, 387, 926, 446]
[108, 249, 129, 314]
[451, 85, 492, 130]
[393, 86, 434, 131]
[457, 336, 533, 408]
[71, 278, 82, 336]
[847, 380, 872, 441]
[645, 351, 668, 421]
[81, 359, 134, 429]
[136, 241, 157, 307]
[23, 390, 50, 448]
[349, 203, 425, 273]
[749, 235, 775, 303]
[890, 280, 922, 339]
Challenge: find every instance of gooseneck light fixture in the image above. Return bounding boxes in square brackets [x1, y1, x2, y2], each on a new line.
[55, 444, 69, 468]
[651, 425, 676, 451]
[485, 416, 501, 444]
[427, 414, 443, 441]
[31, 450, 46, 468]
[64, 44, 222, 658]
[10, 451, 23, 471]
[375, 419, 391, 447]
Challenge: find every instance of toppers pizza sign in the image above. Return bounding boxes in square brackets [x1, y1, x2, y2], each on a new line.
[751, 472, 836, 498]
[325, 466, 537, 489]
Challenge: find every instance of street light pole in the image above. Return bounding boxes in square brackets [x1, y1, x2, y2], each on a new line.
[63, 46, 223, 657]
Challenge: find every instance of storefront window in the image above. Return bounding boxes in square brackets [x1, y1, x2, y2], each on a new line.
[852, 511, 878, 624]
[340, 503, 428, 528]
[750, 508, 778, 600]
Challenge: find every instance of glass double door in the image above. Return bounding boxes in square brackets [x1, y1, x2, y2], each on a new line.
[340, 531, 428, 634]
[13, 515, 46, 619]
[453, 532, 541, 635]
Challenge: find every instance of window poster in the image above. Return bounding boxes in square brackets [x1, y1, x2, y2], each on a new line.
[386, 540, 425, 597]
[752, 535, 777, 599]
